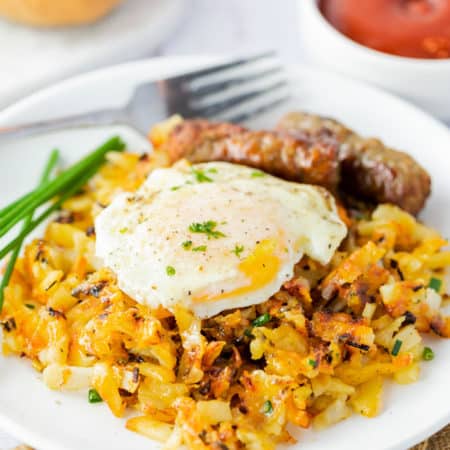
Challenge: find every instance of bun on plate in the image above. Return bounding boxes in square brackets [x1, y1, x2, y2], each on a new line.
[0, 0, 122, 27]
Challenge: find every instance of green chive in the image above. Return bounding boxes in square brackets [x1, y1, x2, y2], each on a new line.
[233, 245, 244, 257]
[192, 245, 207, 252]
[0, 164, 99, 261]
[192, 168, 213, 183]
[0, 136, 125, 238]
[0, 149, 59, 311]
[208, 168, 218, 174]
[170, 185, 182, 191]
[391, 339, 403, 356]
[428, 277, 442, 293]
[244, 328, 253, 338]
[24, 303, 35, 310]
[119, 227, 128, 234]
[88, 388, 103, 403]
[422, 346, 434, 361]
[262, 400, 273, 415]
[251, 170, 265, 178]
[188, 221, 226, 239]
[166, 266, 176, 276]
[182, 240, 193, 250]
[252, 313, 271, 327]
[308, 358, 318, 369]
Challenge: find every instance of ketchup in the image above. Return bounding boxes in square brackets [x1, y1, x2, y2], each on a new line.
[319, 0, 450, 59]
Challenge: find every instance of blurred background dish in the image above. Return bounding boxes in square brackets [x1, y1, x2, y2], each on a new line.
[299, 0, 450, 121]
[0, 0, 122, 27]
[0, 0, 185, 109]
[319, 0, 450, 59]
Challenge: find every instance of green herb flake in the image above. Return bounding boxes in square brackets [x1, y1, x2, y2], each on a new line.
[391, 339, 403, 356]
[88, 388, 103, 403]
[25, 303, 35, 310]
[422, 346, 435, 361]
[166, 266, 176, 276]
[262, 400, 273, 415]
[188, 221, 226, 239]
[252, 312, 271, 327]
[251, 170, 265, 178]
[233, 244, 244, 257]
[244, 328, 254, 338]
[208, 168, 218, 174]
[182, 240, 193, 250]
[308, 358, 318, 369]
[171, 185, 182, 191]
[192, 168, 213, 183]
[119, 227, 128, 234]
[192, 245, 207, 252]
[428, 277, 442, 293]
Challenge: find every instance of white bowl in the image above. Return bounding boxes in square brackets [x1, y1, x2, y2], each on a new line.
[298, 0, 450, 121]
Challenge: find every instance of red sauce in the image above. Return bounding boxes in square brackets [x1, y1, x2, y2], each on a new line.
[319, 0, 450, 59]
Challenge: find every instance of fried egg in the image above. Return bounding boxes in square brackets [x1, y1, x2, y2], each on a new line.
[95, 161, 347, 318]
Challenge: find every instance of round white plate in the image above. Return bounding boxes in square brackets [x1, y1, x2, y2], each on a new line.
[0, 57, 449, 450]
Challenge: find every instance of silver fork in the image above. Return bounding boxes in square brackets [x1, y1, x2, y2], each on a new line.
[0, 52, 288, 140]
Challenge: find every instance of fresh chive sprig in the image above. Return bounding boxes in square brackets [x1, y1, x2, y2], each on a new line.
[0, 136, 126, 312]
[0, 163, 99, 261]
[0, 136, 124, 238]
[0, 149, 59, 310]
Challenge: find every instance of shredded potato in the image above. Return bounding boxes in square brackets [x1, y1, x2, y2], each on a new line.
[1, 142, 449, 450]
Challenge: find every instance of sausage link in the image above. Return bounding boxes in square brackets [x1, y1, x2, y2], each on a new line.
[277, 112, 431, 215]
[165, 119, 340, 190]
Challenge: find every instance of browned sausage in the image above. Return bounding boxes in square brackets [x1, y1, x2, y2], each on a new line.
[165, 119, 340, 191]
[277, 112, 431, 215]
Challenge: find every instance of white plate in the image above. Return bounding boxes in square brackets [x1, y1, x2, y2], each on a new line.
[0, 57, 449, 450]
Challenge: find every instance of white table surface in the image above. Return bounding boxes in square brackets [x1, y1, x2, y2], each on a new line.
[0, 0, 446, 448]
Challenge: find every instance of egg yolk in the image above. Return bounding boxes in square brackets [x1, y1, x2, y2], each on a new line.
[193, 239, 281, 304]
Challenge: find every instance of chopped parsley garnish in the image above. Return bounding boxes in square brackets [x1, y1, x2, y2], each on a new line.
[252, 313, 271, 327]
[208, 168, 218, 174]
[391, 339, 402, 356]
[428, 277, 442, 293]
[119, 227, 128, 234]
[251, 170, 265, 178]
[262, 400, 273, 415]
[233, 244, 244, 257]
[308, 358, 318, 369]
[189, 221, 226, 239]
[24, 303, 35, 310]
[166, 266, 176, 276]
[192, 245, 207, 252]
[192, 168, 213, 183]
[88, 388, 103, 403]
[182, 240, 193, 250]
[422, 346, 435, 361]
[171, 185, 182, 191]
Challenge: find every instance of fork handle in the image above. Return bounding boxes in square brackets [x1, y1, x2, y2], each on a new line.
[0, 108, 128, 140]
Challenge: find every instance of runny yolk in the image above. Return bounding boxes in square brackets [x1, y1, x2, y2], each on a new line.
[192, 239, 281, 304]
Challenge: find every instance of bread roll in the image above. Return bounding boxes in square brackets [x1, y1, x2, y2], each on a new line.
[0, 0, 122, 27]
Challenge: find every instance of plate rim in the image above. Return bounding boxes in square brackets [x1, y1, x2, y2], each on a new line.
[0, 56, 449, 450]
[1, 56, 450, 139]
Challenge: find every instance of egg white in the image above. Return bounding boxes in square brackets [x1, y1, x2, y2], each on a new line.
[95, 161, 347, 318]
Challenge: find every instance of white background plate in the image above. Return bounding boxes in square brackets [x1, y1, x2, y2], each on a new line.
[0, 57, 449, 450]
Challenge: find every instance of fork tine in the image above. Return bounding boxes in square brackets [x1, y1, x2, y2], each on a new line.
[218, 94, 290, 124]
[188, 66, 283, 98]
[180, 51, 277, 82]
[190, 79, 287, 118]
